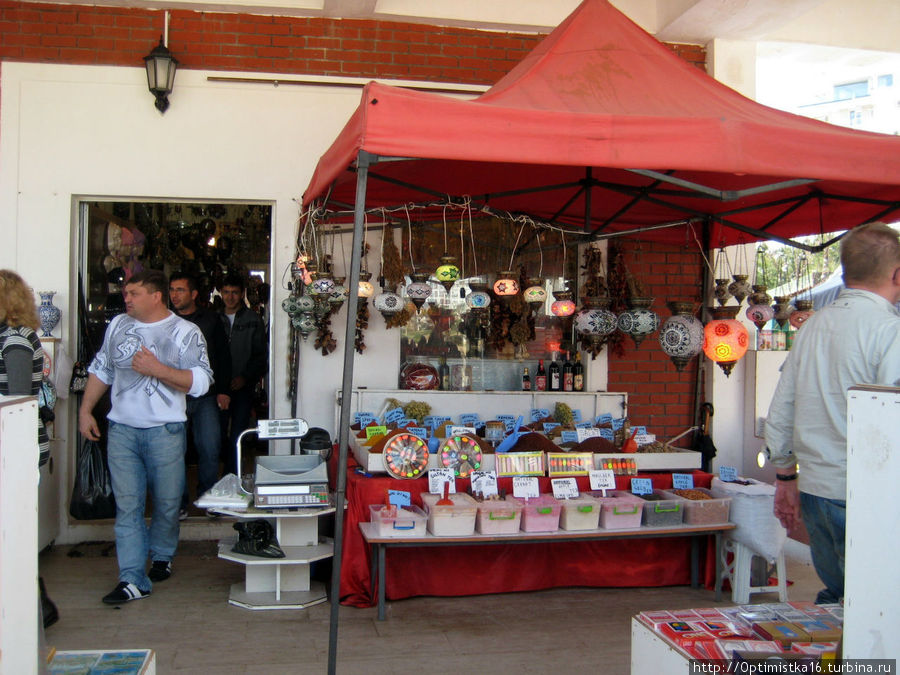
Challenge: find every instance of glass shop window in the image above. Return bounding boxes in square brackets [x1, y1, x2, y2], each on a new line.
[77, 201, 273, 361]
[833, 80, 869, 101]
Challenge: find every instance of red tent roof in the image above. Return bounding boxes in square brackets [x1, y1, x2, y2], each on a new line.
[302, 0, 900, 246]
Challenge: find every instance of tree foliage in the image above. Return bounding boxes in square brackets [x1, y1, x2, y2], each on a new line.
[754, 234, 842, 293]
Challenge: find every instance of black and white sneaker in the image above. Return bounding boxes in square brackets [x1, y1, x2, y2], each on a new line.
[102, 582, 150, 605]
[148, 560, 172, 582]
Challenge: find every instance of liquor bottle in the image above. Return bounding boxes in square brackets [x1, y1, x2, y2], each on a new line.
[549, 353, 561, 392]
[522, 367, 531, 391]
[573, 352, 584, 392]
[439, 356, 451, 391]
[535, 359, 547, 391]
[562, 350, 574, 392]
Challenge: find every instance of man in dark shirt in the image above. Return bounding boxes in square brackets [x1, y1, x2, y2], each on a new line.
[218, 273, 268, 476]
[170, 273, 231, 516]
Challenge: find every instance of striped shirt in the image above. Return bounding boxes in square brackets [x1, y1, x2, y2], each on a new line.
[0, 323, 51, 465]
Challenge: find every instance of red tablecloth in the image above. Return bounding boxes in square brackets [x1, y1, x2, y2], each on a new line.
[330, 455, 715, 608]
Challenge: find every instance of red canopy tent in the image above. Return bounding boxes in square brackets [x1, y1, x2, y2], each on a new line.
[311, 2, 900, 669]
[303, 0, 900, 248]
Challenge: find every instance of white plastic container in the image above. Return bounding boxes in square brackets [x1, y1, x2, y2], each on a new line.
[475, 498, 523, 535]
[660, 487, 731, 525]
[590, 492, 643, 529]
[368, 504, 427, 537]
[421, 492, 478, 536]
[513, 494, 562, 532]
[558, 495, 601, 531]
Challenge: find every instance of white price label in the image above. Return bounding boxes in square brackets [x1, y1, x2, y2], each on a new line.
[449, 426, 477, 437]
[634, 433, 656, 445]
[428, 468, 456, 494]
[470, 471, 498, 498]
[257, 418, 309, 439]
[576, 427, 601, 442]
[589, 469, 617, 491]
[512, 476, 539, 499]
[551, 478, 579, 500]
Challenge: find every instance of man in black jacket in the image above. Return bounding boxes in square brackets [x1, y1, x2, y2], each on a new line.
[170, 273, 231, 518]
[218, 272, 268, 476]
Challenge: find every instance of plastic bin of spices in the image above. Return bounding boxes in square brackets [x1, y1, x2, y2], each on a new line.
[588, 491, 643, 529]
[512, 494, 562, 532]
[558, 495, 601, 530]
[475, 497, 523, 535]
[368, 504, 427, 537]
[636, 489, 685, 527]
[660, 487, 731, 524]
[420, 492, 478, 536]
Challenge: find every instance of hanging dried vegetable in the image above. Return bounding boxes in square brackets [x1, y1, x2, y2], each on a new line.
[354, 302, 369, 354]
[381, 221, 405, 289]
[603, 241, 628, 358]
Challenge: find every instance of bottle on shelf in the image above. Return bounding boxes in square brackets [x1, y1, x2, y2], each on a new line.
[573, 352, 584, 392]
[535, 359, 547, 391]
[549, 353, 561, 392]
[562, 350, 574, 392]
[522, 367, 531, 391]
[439, 355, 451, 391]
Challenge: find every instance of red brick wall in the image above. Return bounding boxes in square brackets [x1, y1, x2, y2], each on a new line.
[607, 243, 705, 444]
[0, 2, 706, 84]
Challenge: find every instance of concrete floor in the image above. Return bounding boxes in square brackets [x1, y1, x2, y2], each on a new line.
[40, 538, 822, 674]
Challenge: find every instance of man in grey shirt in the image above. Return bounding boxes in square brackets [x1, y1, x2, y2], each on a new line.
[765, 222, 900, 604]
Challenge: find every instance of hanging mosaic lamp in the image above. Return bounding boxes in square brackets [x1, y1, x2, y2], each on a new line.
[728, 274, 752, 306]
[772, 295, 793, 329]
[492, 271, 520, 298]
[658, 302, 704, 372]
[616, 296, 660, 347]
[789, 299, 814, 329]
[310, 271, 335, 296]
[292, 312, 317, 341]
[405, 272, 432, 311]
[358, 271, 375, 299]
[435, 254, 460, 292]
[574, 296, 617, 348]
[465, 290, 491, 310]
[745, 303, 775, 330]
[550, 288, 576, 317]
[523, 277, 548, 308]
[281, 294, 300, 317]
[374, 288, 403, 319]
[748, 284, 772, 306]
[328, 277, 348, 308]
[703, 305, 750, 377]
[713, 278, 732, 306]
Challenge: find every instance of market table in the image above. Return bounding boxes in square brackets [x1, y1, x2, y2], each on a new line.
[361, 520, 735, 620]
[331, 456, 718, 609]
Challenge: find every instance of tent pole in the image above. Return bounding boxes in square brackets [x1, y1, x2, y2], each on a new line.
[327, 149, 375, 675]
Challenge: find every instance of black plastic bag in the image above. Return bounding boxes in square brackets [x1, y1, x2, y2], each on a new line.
[232, 520, 285, 558]
[69, 439, 117, 520]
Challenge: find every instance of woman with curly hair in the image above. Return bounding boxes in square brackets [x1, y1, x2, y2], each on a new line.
[0, 269, 57, 627]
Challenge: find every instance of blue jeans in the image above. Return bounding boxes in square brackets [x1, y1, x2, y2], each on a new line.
[107, 421, 186, 590]
[183, 395, 221, 507]
[800, 492, 846, 604]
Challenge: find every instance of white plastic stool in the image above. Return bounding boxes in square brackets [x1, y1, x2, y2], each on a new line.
[720, 538, 788, 603]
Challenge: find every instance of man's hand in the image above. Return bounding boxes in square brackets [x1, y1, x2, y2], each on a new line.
[79, 410, 101, 441]
[230, 375, 247, 391]
[132, 345, 163, 378]
[773, 480, 800, 530]
[217, 393, 231, 411]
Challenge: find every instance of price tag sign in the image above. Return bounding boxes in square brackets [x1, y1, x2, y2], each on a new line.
[423, 415, 440, 429]
[595, 413, 613, 426]
[543, 422, 560, 432]
[407, 426, 428, 439]
[470, 471, 498, 498]
[572, 409, 583, 422]
[589, 469, 616, 491]
[598, 428, 615, 441]
[672, 473, 694, 490]
[560, 430, 579, 444]
[497, 414, 516, 423]
[576, 427, 601, 442]
[512, 476, 540, 499]
[630, 478, 654, 495]
[365, 425, 388, 439]
[531, 408, 550, 422]
[397, 418, 416, 427]
[502, 418, 517, 433]
[634, 433, 656, 445]
[575, 421, 593, 429]
[459, 413, 480, 426]
[354, 411, 376, 425]
[719, 466, 739, 482]
[388, 490, 411, 507]
[384, 407, 406, 425]
[428, 468, 456, 494]
[551, 477, 579, 499]
[632, 426, 648, 435]
[449, 426, 477, 437]
[612, 417, 626, 430]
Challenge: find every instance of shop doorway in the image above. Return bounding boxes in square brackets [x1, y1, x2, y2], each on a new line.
[75, 200, 273, 511]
